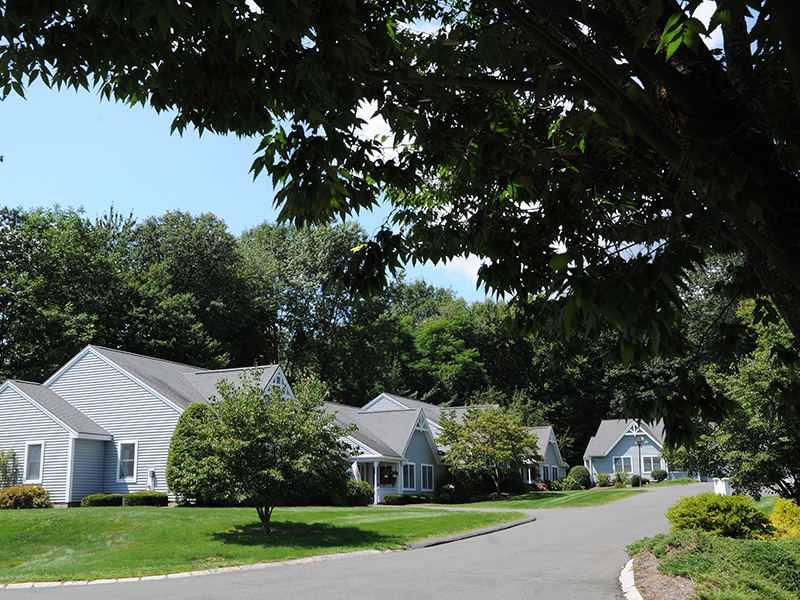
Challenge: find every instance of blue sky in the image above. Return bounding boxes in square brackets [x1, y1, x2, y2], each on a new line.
[0, 82, 491, 303]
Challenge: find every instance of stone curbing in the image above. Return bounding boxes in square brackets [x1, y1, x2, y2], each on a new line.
[619, 558, 644, 600]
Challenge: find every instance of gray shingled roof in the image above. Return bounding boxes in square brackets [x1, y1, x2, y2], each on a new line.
[583, 419, 665, 459]
[11, 381, 111, 438]
[326, 402, 426, 458]
[89, 346, 279, 409]
[529, 425, 554, 459]
[377, 393, 495, 426]
[325, 403, 398, 458]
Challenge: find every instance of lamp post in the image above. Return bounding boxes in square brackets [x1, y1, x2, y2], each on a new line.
[636, 436, 643, 487]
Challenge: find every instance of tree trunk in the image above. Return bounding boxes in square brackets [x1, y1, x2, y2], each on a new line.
[255, 505, 274, 534]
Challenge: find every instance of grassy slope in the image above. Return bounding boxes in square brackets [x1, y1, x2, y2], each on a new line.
[461, 488, 646, 509]
[0, 506, 524, 583]
[629, 529, 800, 600]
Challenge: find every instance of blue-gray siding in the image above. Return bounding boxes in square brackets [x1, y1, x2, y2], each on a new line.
[402, 430, 440, 493]
[47, 350, 182, 494]
[70, 439, 107, 501]
[0, 386, 71, 503]
[586, 435, 665, 480]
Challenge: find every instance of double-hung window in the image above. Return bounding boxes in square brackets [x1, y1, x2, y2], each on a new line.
[25, 442, 44, 483]
[642, 457, 662, 472]
[421, 464, 434, 492]
[541, 465, 550, 481]
[117, 441, 138, 482]
[613, 457, 633, 472]
[403, 463, 416, 491]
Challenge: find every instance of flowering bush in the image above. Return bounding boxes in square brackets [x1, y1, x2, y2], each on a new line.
[533, 482, 548, 491]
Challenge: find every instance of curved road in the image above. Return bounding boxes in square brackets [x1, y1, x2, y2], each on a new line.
[5, 482, 711, 599]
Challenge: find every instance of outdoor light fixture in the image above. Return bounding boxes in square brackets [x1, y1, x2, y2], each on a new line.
[636, 436, 643, 487]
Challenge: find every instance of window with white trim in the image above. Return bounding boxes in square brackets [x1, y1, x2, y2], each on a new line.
[541, 465, 549, 481]
[117, 441, 138, 482]
[551, 466, 559, 480]
[25, 442, 43, 483]
[421, 464, 434, 492]
[403, 463, 416, 490]
[642, 456, 662, 472]
[613, 457, 633, 472]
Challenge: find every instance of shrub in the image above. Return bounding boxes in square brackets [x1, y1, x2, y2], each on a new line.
[666, 493, 774, 539]
[548, 480, 562, 491]
[382, 494, 405, 505]
[651, 469, 668, 483]
[561, 477, 582, 491]
[770, 498, 800, 540]
[345, 480, 373, 506]
[81, 493, 124, 507]
[123, 491, 169, 507]
[596, 472, 611, 487]
[630, 474, 642, 487]
[614, 471, 628, 488]
[0, 484, 53, 509]
[0, 448, 20, 489]
[567, 466, 591, 489]
[532, 482, 548, 491]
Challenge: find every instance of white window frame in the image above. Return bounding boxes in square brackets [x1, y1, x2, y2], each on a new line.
[551, 466, 558, 480]
[642, 456, 662, 472]
[541, 465, 549, 481]
[613, 456, 633, 473]
[24, 441, 44, 484]
[117, 441, 138, 482]
[403, 463, 416, 491]
[421, 464, 434, 492]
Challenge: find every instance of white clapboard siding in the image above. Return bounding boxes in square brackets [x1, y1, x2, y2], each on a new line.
[70, 438, 107, 501]
[0, 386, 71, 504]
[47, 351, 182, 495]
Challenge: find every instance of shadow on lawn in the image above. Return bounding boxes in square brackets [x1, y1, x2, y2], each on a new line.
[211, 520, 399, 549]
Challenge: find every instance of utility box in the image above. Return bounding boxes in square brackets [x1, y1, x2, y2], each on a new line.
[713, 477, 731, 496]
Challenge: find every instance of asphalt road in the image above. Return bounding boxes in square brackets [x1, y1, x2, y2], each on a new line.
[4, 482, 712, 600]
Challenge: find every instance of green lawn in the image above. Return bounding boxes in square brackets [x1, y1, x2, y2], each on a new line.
[0, 505, 525, 583]
[456, 487, 646, 509]
[647, 477, 702, 487]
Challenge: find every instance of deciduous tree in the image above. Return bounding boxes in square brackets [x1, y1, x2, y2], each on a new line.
[439, 406, 541, 494]
[6, 1, 800, 437]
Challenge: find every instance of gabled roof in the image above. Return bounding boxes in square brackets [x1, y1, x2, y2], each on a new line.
[47, 346, 281, 411]
[529, 425, 568, 467]
[326, 402, 443, 463]
[5, 380, 111, 439]
[362, 392, 494, 426]
[583, 419, 665, 459]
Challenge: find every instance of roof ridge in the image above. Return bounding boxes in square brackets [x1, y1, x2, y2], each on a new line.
[89, 345, 209, 372]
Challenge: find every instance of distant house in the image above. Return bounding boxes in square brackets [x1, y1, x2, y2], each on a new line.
[360, 393, 569, 489]
[0, 345, 289, 505]
[523, 426, 569, 483]
[326, 401, 447, 504]
[582, 419, 689, 482]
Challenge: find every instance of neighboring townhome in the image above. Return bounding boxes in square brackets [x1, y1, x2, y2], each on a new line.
[583, 419, 690, 483]
[327, 401, 446, 504]
[0, 345, 289, 505]
[360, 392, 568, 486]
[522, 425, 569, 483]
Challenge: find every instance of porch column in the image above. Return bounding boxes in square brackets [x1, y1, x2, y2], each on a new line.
[373, 462, 379, 504]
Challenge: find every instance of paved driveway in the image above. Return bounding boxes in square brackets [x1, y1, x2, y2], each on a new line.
[4, 482, 711, 600]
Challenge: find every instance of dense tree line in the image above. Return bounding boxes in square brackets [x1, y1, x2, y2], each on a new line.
[6, 205, 779, 467]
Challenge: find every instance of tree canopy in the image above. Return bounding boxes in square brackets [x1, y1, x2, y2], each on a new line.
[438, 405, 541, 494]
[2, 1, 797, 438]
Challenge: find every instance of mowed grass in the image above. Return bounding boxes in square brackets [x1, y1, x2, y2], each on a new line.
[458, 487, 646, 509]
[648, 477, 702, 487]
[0, 505, 525, 583]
